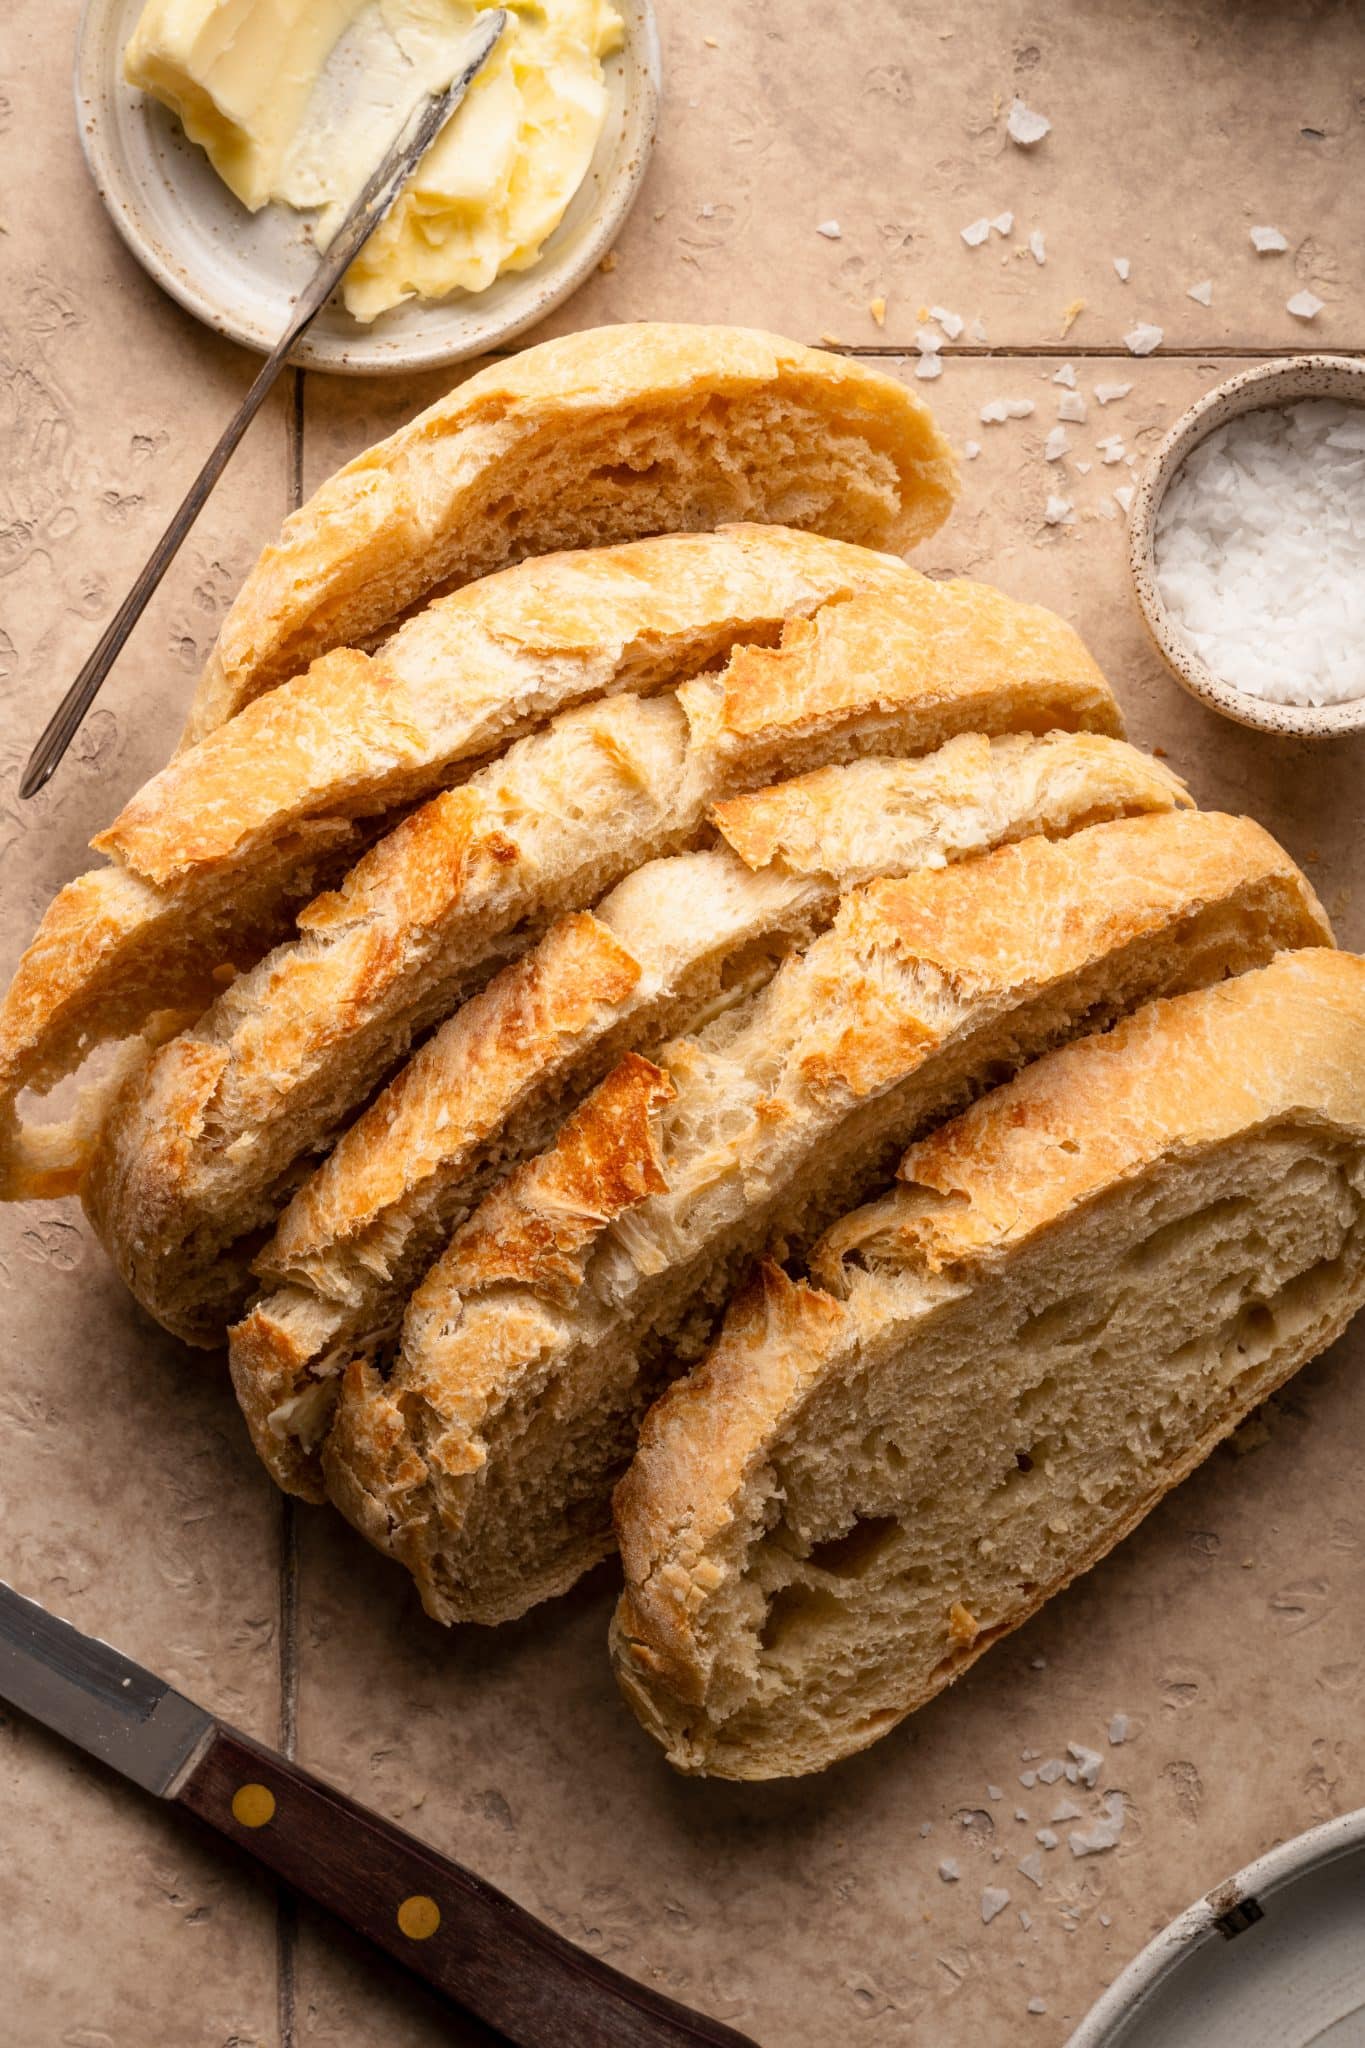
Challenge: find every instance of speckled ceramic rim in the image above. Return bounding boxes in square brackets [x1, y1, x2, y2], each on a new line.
[1129, 354, 1365, 737]
[1064, 1805, 1365, 2047]
[74, 0, 661, 376]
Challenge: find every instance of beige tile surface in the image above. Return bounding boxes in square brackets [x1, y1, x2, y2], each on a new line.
[2, 2, 1363, 2045]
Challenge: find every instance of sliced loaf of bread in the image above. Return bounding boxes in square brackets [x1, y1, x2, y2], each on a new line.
[232, 732, 1189, 1498]
[611, 950, 1365, 1777]
[318, 812, 1329, 1625]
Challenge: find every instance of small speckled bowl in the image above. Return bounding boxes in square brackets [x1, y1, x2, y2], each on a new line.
[1129, 355, 1365, 738]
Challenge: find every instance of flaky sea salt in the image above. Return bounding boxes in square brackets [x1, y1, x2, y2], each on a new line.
[1007, 99, 1051, 146]
[1112, 257, 1130, 281]
[1029, 229, 1046, 266]
[1095, 381, 1131, 405]
[1053, 362, 1077, 388]
[992, 211, 1015, 236]
[930, 305, 965, 339]
[981, 398, 1035, 423]
[1028, 1999, 1048, 2016]
[1069, 1791, 1126, 1857]
[1044, 495, 1074, 526]
[916, 353, 943, 380]
[1058, 391, 1088, 423]
[1098, 435, 1126, 464]
[1044, 427, 1070, 462]
[961, 217, 992, 247]
[1114, 484, 1134, 514]
[1251, 225, 1288, 253]
[964, 439, 982, 460]
[816, 220, 842, 239]
[1287, 290, 1325, 320]
[1187, 279, 1213, 306]
[981, 1886, 1011, 1924]
[1124, 323, 1163, 355]
[1108, 1713, 1132, 1745]
[1154, 398, 1365, 705]
[1069, 1742, 1104, 1788]
[939, 1858, 960, 1882]
[1017, 1851, 1045, 1887]
[916, 326, 944, 354]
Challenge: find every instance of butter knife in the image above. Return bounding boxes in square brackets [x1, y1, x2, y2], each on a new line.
[0, 1579, 758, 2047]
[20, 8, 508, 801]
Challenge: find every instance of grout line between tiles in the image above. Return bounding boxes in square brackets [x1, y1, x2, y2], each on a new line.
[276, 363, 306, 2048]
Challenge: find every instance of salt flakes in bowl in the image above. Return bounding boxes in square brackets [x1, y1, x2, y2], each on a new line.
[1153, 399, 1365, 709]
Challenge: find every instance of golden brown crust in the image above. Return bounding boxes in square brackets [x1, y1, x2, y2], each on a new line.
[189, 325, 958, 736]
[610, 949, 1365, 1772]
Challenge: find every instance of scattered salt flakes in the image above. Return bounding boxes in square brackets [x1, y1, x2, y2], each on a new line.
[930, 304, 965, 339]
[981, 1886, 1011, 1924]
[1044, 426, 1070, 462]
[1019, 1769, 1037, 1787]
[1051, 1799, 1084, 1823]
[992, 211, 1015, 236]
[1028, 229, 1046, 266]
[1052, 362, 1077, 387]
[1108, 1713, 1132, 1745]
[816, 220, 842, 239]
[1017, 1851, 1045, 1888]
[991, 1848, 1004, 1864]
[1015, 1809, 1030, 1823]
[1028, 1999, 1048, 2017]
[1100, 1912, 1113, 1928]
[1018, 1909, 1032, 1930]
[1036, 1828, 1060, 1850]
[916, 326, 944, 355]
[1040, 1760, 1067, 1785]
[1098, 435, 1127, 464]
[1021, 1750, 1041, 1762]
[1187, 279, 1213, 306]
[1095, 381, 1132, 404]
[1075, 459, 1092, 474]
[1030, 1656, 1047, 1670]
[1124, 322, 1164, 355]
[987, 1783, 1004, 1801]
[970, 316, 988, 342]
[1060, 298, 1085, 336]
[915, 353, 943, 381]
[868, 296, 887, 327]
[938, 1858, 960, 1882]
[1251, 225, 1288, 253]
[964, 439, 982, 460]
[1096, 496, 1117, 521]
[980, 398, 1035, 423]
[1044, 494, 1075, 526]
[1114, 483, 1134, 514]
[1064, 1763, 1079, 1783]
[1287, 289, 1325, 319]
[1007, 99, 1051, 146]
[1113, 256, 1131, 281]
[1069, 1742, 1105, 1788]
[961, 217, 992, 247]
[919, 1821, 934, 1838]
[1069, 1790, 1127, 1857]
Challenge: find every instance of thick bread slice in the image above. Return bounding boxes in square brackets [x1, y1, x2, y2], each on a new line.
[318, 812, 1330, 1626]
[0, 528, 916, 1201]
[610, 950, 1365, 1778]
[83, 586, 1122, 1344]
[188, 324, 958, 735]
[233, 732, 1189, 1499]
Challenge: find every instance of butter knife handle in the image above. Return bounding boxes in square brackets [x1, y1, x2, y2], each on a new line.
[176, 1724, 758, 2048]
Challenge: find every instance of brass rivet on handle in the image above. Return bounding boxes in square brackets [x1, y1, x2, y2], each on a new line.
[397, 1893, 441, 1941]
[231, 1782, 277, 1829]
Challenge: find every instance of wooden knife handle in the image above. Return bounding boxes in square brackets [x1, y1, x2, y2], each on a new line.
[177, 1724, 758, 2048]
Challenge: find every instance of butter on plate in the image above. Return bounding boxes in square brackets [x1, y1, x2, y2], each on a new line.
[123, 0, 624, 322]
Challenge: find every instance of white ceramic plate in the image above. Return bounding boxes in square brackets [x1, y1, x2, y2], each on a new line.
[75, 0, 660, 375]
[1066, 1808, 1365, 2047]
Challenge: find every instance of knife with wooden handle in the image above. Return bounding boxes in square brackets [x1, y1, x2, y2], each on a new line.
[0, 1579, 758, 2048]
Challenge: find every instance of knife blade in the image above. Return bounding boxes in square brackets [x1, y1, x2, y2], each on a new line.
[0, 1581, 758, 2048]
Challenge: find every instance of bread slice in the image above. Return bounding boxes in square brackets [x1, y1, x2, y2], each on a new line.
[317, 812, 1330, 1626]
[611, 949, 1365, 1778]
[83, 585, 1121, 1344]
[0, 527, 916, 1201]
[188, 324, 958, 736]
[232, 733, 1190, 1499]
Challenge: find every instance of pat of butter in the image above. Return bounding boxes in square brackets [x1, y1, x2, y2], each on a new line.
[124, 0, 623, 321]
